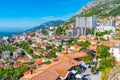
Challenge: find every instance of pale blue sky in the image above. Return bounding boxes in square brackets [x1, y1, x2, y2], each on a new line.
[0, 0, 91, 32]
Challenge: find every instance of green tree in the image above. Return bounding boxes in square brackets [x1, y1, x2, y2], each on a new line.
[90, 29, 95, 35]
[77, 40, 91, 50]
[26, 48, 33, 55]
[99, 56, 115, 71]
[68, 38, 77, 45]
[44, 61, 51, 64]
[101, 67, 112, 80]
[56, 27, 62, 35]
[76, 66, 81, 74]
[82, 55, 93, 64]
[0, 66, 28, 80]
[97, 45, 110, 59]
[42, 30, 49, 35]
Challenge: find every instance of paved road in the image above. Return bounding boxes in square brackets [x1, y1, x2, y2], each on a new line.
[18, 48, 33, 58]
[81, 62, 101, 80]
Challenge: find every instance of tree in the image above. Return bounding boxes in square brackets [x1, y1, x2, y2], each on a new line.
[26, 48, 33, 55]
[76, 66, 81, 74]
[62, 28, 66, 35]
[101, 67, 112, 80]
[82, 55, 93, 64]
[68, 38, 77, 45]
[44, 61, 51, 64]
[42, 30, 49, 35]
[0, 66, 28, 80]
[97, 45, 110, 59]
[90, 29, 95, 35]
[99, 56, 115, 71]
[56, 27, 62, 35]
[77, 40, 91, 50]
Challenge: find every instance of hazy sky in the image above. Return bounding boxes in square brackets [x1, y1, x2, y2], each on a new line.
[0, 0, 91, 32]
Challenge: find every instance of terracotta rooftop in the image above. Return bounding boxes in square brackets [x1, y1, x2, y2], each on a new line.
[13, 63, 21, 67]
[101, 41, 115, 47]
[79, 36, 88, 41]
[35, 59, 43, 66]
[89, 44, 97, 51]
[65, 52, 87, 59]
[51, 57, 59, 62]
[20, 60, 81, 80]
[17, 57, 33, 61]
[33, 50, 42, 55]
[115, 60, 120, 66]
[72, 45, 81, 49]
[55, 69, 68, 78]
[53, 35, 62, 39]
[58, 54, 70, 61]
[43, 52, 48, 56]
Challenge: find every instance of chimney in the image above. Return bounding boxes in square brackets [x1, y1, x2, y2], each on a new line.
[29, 69, 33, 74]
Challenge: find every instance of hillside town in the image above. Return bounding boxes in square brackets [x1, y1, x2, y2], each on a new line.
[0, 16, 120, 80]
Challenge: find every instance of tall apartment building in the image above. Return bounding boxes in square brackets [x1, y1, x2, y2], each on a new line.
[75, 16, 97, 36]
[66, 16, 97, 38]
[76, 16, 97, 28]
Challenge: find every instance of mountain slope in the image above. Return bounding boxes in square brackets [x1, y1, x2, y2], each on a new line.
[27, 20, 64, 31]
[76, 0, 120, 18]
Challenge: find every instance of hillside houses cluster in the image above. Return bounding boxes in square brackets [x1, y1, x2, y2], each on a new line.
[0, 16, 120, 80]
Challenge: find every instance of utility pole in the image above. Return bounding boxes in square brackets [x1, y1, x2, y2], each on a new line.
[94, 28, 96, 38]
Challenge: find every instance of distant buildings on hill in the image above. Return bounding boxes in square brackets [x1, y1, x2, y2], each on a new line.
[66, 16, 97, 38]
[66, 16, 116, 38]
[96, 20, 116, 32]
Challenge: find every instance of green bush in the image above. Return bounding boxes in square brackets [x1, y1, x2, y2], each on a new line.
[44, 61, 51, 64]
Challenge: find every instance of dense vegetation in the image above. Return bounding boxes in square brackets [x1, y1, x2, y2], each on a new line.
[0, 43, 17, 53]
[97, 45, 110, 59]
[82, 55, 93, 63]
[56, 26, 66, 35]
[96, 44, 115, 79]
[0, 66, 28, 80]
[0, 42, 17, 58]
[90, 29, 112, 36]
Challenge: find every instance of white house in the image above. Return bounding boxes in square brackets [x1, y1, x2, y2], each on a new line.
[110, 46, 120, 61]
[96, 25, 116, 32]
[103, 34, 113, 40]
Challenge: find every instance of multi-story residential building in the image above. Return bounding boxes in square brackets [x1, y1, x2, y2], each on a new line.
[96, 20, 116, 32]
[105, 20, 116, 27]
[13, 50, 22, 59]
[2, 51, 10, 59]
[66, 30, 73, 38]
[96, 25, 116, 32]
[74, 16, 97, 36]
[110, 45, 120, 61]
[76, 16, 97, 28]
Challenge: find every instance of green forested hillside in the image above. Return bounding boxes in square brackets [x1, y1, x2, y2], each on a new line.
[78, 0, 120, 18]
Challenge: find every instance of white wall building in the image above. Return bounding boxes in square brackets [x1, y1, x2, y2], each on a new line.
[110, 46, 120, 61]
[2, 51, 10, 59]
[96, 25, 116, 32]
[3, 36, 9, 42]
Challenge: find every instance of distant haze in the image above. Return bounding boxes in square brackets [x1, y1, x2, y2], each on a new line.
[0, 27, 28, 32]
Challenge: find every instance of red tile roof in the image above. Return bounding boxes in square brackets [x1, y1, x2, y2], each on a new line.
[35, 59, 43, 66]
[21, 60, 81, 80]
[65, 52, 87, 59]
